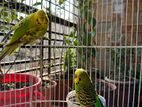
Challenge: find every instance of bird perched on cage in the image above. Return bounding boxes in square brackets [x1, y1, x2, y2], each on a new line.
[0, 9, 49, 60]
[74, 68, 105, 107]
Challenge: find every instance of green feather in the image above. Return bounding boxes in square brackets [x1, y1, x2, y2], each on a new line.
[0, 9, 48, 60]
[74, 69, 104, 107]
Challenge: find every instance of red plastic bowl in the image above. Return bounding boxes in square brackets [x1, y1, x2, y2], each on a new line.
[0, 73, 44, 107]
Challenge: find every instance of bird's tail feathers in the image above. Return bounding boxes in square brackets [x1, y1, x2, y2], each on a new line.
[0, 45, 19, 61]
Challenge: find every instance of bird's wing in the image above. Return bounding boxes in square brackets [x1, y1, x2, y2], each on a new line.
[98, 95, 106, 107]
[6, 15, 31, 46]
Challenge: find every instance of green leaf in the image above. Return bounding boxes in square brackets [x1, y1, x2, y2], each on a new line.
[90, 30, 96, 37]
[19, 16, 24, 20]
[69, 31, 75, 38]
[4, 17, 10, 23]
[11, 13, 18, 21]
[92, 48, 96, 57]
[93, 18, 96, 27]
[87, 14, 91, 24]
[82, 24, 86, 33]
[73, 40, 78, 46]
[58, 0, 65, 5]
[63, 48, 76, 70]
[64, 39, 71, 45]
[32, 2, 42, 6]
[63, 35, 67, 39]
[3, 26, 10, 30]
[3, 11, 8, 17]
[0, 43, 4, 47]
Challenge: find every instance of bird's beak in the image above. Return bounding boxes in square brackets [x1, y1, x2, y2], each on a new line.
[40, 16, 45, 21]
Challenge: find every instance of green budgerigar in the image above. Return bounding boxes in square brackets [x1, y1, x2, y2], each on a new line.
[0, 9, 49, 60]
[74, 68, 104, 107]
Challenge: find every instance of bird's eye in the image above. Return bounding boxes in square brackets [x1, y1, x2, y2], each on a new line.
[36, 19, 41, 25]
[79, 77, 81, 81]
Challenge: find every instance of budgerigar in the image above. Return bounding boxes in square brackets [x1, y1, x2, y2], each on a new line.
[0, 9, 49, 60]
[74, 68, 104, 107]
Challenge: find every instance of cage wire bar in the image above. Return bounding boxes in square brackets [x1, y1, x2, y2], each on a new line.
[94, 0, 142, 107]
[0, 0, 78, 106]
[0, 0, 141, 107]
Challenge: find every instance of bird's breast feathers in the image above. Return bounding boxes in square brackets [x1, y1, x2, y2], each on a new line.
[20, 27, 46, 43]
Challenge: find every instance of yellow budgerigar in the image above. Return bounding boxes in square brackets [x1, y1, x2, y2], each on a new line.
[0, 9, 49, 60]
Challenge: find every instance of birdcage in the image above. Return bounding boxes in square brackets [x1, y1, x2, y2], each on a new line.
[0, 0, 141, 107]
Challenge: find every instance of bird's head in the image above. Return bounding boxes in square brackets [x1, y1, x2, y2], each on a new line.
[36, 9, 49, 25]
[74, 68, 91, 91]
